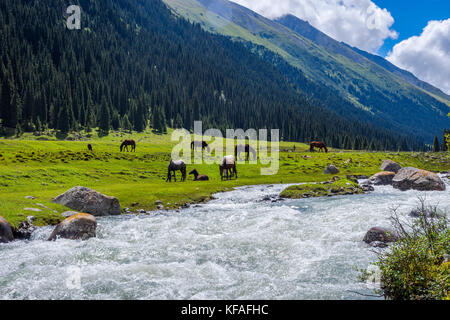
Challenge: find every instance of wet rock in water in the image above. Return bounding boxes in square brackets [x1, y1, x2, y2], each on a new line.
[52, 186, 121, 216]
[409, 208, 444, 218]
[392, 167, 446, 191]
[361, 184, 375, 192]
[48, 213, 97, 241]
[157, 204, 164, 210]
[139, 209, 146, 214]
[380, 160, 402, 173]
[368, 171, 396, 185]
[0, 216, 14, 243]
[363, 227, 398, 247]
[324, 165, 339, 174]
[13, 218, 36, 240]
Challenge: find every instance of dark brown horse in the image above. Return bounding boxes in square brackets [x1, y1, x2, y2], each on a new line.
[234, 144, 256, 161]
[189, 169, 209, 181]
[310, 141, 328, 153]
[87, 144, 93, 151]
[120, 139, 136, 152]
[191, 140, 210, 152]
[166, 160, 186, 182]
[220, 155, 237, 180]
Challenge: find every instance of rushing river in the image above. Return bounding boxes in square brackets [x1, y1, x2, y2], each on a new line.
[1, 177, 449, 300]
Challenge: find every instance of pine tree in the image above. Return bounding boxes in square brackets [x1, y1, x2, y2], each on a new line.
[174, 113, 183, 129]
[57, 106, 70, 133]
[99, 100, 110, 134]
[433, 136, 440, 152]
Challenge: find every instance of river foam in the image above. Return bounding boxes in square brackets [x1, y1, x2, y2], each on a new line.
[1, 177, 449, 299]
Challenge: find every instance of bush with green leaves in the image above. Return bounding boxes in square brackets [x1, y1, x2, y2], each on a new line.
[365, 199, 449, 300]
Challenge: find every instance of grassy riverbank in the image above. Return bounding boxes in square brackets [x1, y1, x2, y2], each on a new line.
[1, 129, 449, 228]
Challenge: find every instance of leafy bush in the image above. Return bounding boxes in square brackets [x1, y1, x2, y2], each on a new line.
[367, 199, 449, 300]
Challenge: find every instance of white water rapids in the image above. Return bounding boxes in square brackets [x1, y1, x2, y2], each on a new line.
[1, 177, 449, 300]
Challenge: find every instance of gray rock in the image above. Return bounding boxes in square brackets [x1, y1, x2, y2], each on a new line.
[392, 167, 446, 191]
[363, 227, 398, 245]
[157, 204, 164, 210]
[23, 208, 42, 212]
[380, 160, 402, 173]
[52, 186, 121, 216]
[154, 200, 163, 205]
[24, 196, 36, 200]
[48, 213, 97, 241]
[361, 184, 375, 192]
[0, 216, 14, 243]
[324, 165, 339, 174]
[13, 219, 36, 240]
[61, 211, 80, 218]
[368, 171, 396, 185]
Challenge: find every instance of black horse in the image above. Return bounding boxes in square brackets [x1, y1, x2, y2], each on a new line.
[87, 144, 93, 151]
[189, 169, 209, 181]
[191, 140, 210, 152]
[234, 144, 256, 161]
[120, 139, 136, 152]
[166, 160, 186, 182]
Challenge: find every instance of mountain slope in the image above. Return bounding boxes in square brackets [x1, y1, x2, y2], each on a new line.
[0, 0, 414, 150]
[343, 43, 450, 104]
[163, 0, 450, 142]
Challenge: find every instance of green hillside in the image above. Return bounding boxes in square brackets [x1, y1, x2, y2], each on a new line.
[163, 0, 450, 142]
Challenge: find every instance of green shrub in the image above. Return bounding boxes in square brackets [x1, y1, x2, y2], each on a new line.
[368, 200, 449, 300]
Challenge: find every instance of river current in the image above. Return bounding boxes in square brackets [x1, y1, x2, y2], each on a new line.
[1, 177, 449, 299]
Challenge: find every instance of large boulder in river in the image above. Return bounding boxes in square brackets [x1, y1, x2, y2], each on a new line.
[48, 213, 97, 241]
[392, 167, 446, 191]
[52, 186, 121, 216]
[0, 216, 14, 243]
[380, 160, 402, 173]
[324, 165, 339, 174]
[368, 171, 396, 185]
[363, 227, 398, 248]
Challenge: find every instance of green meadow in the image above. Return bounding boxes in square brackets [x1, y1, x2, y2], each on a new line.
[0, 129, 449, 228]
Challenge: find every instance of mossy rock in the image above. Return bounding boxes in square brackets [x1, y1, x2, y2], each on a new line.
[280, 178, 364, 199]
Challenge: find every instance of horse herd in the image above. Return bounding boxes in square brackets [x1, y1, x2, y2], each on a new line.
[86, 139, 328, 182]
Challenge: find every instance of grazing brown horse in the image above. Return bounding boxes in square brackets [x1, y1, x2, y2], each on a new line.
[191, 140, 210, 152]
[189, 169, 209, 181]
[120, 139, 136, 152]
[220, 155, 237, 180]
[166, 160, 186, 182]
[310, 141, 328, 153]
[235, 144, 257, 161]
[87, 144, 93, 151]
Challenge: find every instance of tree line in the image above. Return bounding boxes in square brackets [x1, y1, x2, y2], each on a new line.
[0, 0, 428, 151]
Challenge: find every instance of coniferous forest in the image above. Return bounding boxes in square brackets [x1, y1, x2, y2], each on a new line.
[0, 0, 427, 150]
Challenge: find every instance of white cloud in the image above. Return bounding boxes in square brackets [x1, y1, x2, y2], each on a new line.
[387, 19, 450, 95]
[230, 0, 398, 53]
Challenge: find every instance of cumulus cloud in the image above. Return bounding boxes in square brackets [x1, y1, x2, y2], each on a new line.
[230, 0, 398, 53]
[387, 19, 450, 95]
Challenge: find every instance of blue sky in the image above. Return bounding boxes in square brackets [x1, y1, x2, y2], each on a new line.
[375, 0, 450, 56]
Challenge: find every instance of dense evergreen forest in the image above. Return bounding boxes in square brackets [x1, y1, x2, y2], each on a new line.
[0, 0, 426, 150]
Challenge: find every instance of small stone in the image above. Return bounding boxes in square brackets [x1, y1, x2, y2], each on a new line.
[23, 208, 43, 212]
[24, 196, 36, 200]
[155, 200, 163, 205]
[61, 211, 80, 218]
